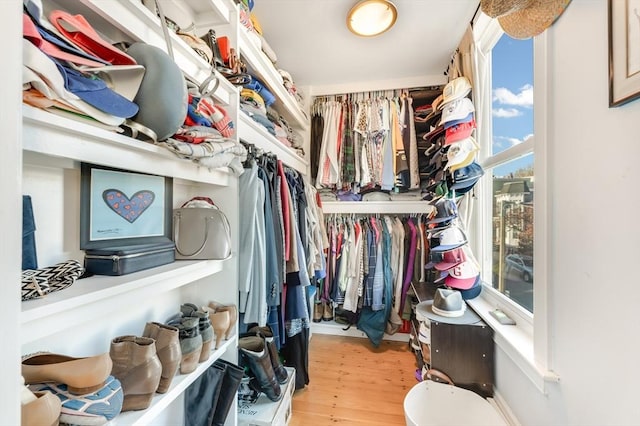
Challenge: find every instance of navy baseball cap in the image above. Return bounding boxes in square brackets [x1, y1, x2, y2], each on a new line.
[450, 162, 485, 191]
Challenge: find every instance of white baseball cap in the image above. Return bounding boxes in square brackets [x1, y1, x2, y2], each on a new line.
[430, 225, 468, 252]
[445, 136, 479, 171]
[439, 97, 475, 126]
[439, 76, 472, 109]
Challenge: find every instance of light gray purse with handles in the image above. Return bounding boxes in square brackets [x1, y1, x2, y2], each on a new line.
[173, 197, 231, 260]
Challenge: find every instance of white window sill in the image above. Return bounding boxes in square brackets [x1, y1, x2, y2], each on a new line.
[467, 288, 560, 394]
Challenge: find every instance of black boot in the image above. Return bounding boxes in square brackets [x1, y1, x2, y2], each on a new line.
[238, 335, 282, 402]
[184, 362, 225, 426]
[247, 325, 288, 384]
[210, 359, 244, 426]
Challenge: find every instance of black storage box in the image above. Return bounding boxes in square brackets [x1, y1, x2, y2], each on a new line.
[430, 320, 495, 398]
[84, 242, 176, 276]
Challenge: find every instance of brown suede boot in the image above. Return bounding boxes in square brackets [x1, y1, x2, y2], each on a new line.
[109, 336, 162, 411]
[313, 302, 323, 322]
[323, 300, 334, 321]
[142, 322, 180, 393]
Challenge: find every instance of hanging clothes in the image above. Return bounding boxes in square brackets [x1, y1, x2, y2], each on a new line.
[238, 161, 267, 326]
[312, 91, 420, 194]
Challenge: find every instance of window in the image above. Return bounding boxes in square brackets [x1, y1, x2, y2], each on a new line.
[484, 34, 534, 314]
[469, 14, 555, 392]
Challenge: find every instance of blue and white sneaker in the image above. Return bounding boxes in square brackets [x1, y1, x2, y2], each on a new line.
[29, 375, 124, 426]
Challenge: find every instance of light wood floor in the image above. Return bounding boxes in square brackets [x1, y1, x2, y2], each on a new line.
[289, 333, 417, 426]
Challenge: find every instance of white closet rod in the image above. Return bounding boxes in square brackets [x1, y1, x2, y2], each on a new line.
[313, 88, 407, 103]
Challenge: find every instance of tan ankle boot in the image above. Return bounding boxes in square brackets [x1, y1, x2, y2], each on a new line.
[109, 336, 162, 411]
[207, 308, 231, 350]
[208, 301, 238, 340]
[142, 322, 180, 393]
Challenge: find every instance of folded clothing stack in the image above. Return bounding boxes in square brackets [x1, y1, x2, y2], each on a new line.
[240, 87, 275, 136]
[278, 68, 305, 111]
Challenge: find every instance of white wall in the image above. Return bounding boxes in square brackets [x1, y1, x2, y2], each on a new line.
[497, 1, 640, 425]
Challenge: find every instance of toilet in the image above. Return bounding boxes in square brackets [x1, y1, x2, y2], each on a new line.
[404, 381, 509, 426]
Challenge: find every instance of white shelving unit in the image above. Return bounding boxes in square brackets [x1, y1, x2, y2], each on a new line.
[237, 113, 308, 174]
[238, 26, 309, 130]
[16, 0, 257, 425]
[23, 106, 232, 186]
[321, 200, 435, 215]
[14, 0, 312, 424]
[235, 18, 309, 176]
[21, 258, 231, 345]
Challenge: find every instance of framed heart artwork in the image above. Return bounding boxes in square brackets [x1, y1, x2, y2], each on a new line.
[80, 163, 173, 249]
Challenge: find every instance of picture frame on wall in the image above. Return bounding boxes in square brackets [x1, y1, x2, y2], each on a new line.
[80, 163, 173, 250]
[609, 0, 640, 107]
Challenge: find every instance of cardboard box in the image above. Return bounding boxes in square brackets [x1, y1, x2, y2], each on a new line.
[238, 367, 296, 426]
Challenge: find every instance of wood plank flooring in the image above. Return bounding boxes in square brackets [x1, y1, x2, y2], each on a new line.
[289, 333, 418, 426]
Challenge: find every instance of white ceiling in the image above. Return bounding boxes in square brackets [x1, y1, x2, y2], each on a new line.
[251, 0, 479, 91]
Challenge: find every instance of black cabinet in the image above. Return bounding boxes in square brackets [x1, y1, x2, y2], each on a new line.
[410, 282, 495, 398]
[430, 319, 494, 398]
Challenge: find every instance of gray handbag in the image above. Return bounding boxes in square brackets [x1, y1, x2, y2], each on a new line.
[173, 198, 231, 260]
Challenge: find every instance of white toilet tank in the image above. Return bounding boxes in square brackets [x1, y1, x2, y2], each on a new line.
[404, 381, 509, 426]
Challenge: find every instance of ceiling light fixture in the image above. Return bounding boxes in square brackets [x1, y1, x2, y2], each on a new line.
[346, 0, 398, 37]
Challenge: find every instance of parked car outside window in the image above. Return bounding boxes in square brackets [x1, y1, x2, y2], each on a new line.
[505, 254, 533, 282]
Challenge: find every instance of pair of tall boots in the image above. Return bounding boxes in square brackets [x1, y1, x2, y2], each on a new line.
[184, 359, 244, 426]
[238, 325, 288, 402]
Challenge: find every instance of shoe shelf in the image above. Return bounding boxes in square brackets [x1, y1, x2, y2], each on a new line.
[21, 257, 232, 345]
[237, 25, 309, 131]
[112, 335, 237, 426]
[237, 112, 308, 175]
[23, 106, 231, 186]
[50, 0, 237, 106]
[321, 201, 435, 215]
[238, 366, 295, 426]
[311, 320, 409, 343]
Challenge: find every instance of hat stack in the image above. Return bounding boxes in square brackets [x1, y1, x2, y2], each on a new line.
[421, 77, 484, 201]
[423, 194, 482, 302]
[22, 1, 191, 142]
[22, 4, 146, 130]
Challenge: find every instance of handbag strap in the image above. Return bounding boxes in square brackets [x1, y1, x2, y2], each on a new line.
[181, 196, 216, 208]
[174, 211, 211, 257]
[153, 0, 219, 98]
[154, 0, 174, 60]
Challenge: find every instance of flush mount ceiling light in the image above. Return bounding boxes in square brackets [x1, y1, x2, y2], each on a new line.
[347, 0, 398, 37]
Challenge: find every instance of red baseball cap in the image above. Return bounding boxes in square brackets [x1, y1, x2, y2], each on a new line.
[445, 119, 476, 146]
[23, 13, 105, 67]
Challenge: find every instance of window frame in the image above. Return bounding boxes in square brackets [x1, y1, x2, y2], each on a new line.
[466, 13, 557, 393]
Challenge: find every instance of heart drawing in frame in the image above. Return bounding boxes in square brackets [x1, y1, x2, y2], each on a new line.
[102, 189, 155, 223]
